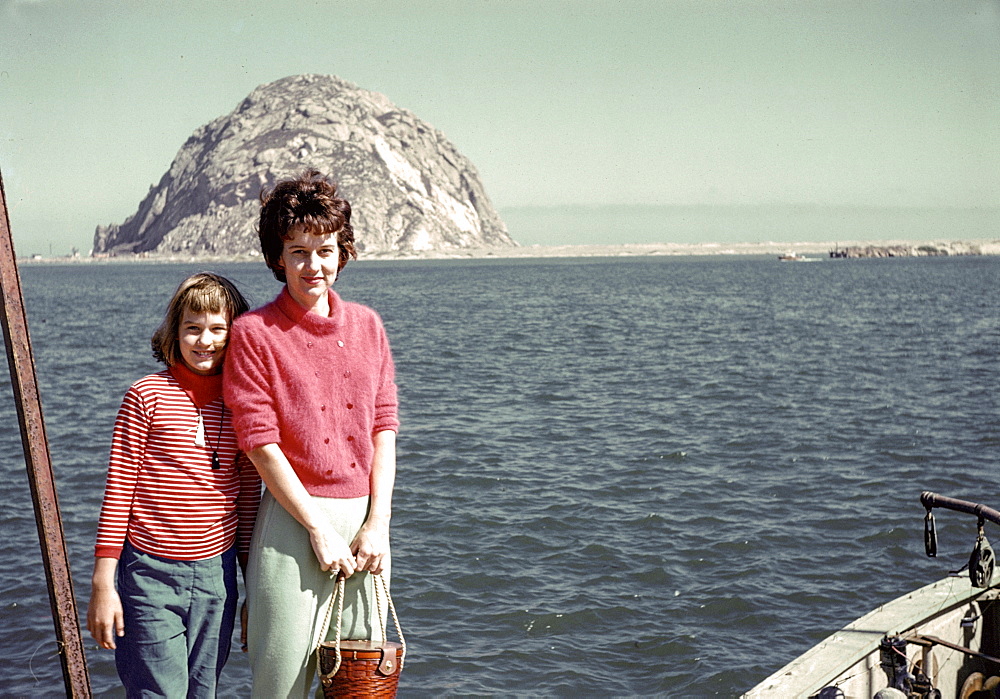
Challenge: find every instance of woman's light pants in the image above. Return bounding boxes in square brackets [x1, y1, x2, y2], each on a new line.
[246, 490, 389, 699]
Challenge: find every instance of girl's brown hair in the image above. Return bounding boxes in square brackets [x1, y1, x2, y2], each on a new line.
[151, 273, 250, 366]
[258, 169, 358, 283]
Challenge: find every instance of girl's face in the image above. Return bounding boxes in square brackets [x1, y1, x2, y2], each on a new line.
[177, 309, 230, 375]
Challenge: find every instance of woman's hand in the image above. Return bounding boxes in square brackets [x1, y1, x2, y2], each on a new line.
[352, 515, 390, 574]
[308, 525, 358, 578]
[87, 558, 124, 649]
[354, 430, 395, 575]
[248, 444, 360, 576]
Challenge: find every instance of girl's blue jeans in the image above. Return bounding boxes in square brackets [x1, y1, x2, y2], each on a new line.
[115, 540, 237, 698]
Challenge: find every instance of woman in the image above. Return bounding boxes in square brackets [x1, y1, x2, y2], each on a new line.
[224, 170, 399, 697]
[88, 272, 259, 698]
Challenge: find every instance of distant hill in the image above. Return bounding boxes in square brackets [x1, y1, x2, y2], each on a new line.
[93, 74, 514, 257]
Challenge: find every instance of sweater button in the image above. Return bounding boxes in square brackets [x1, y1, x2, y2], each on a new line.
[324, 438, 330, 444]
[343, 370, 351, 378]
[346, 435, 354, 442]
[320, 404, 326, 411]
[307, 341, 313, 348]
[350, 462, 357, 468]
[337, 340, 344, 347]
[346, 403, 353, 409]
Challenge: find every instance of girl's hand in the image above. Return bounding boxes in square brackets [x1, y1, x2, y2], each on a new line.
[352, 516, 390, 574]
[87, 586, 125, 650]
[88, 557, 124, 649]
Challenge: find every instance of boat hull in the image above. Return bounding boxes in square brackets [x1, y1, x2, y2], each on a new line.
[743, 575, 1000, 698]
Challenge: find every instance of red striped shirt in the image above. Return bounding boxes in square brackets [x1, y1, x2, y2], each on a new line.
[95, 371, 261, 561]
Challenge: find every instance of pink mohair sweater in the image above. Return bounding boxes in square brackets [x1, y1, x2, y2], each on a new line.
[223, 288, 399, 498]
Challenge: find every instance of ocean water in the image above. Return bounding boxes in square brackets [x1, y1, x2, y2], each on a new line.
[0, 254, 998, 696]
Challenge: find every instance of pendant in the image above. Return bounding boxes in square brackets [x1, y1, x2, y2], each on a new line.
[211, 451, 220, 470]
[194, 414, 206, 447]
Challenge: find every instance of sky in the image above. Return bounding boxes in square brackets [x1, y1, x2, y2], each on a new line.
[1, 0, 998, 254]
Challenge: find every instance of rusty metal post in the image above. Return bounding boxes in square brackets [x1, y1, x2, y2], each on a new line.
[0, 170, 92, 696]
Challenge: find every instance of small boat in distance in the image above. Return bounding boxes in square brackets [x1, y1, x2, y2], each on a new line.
[743, 492, 1000, 699]
[778, 252, 810, 261]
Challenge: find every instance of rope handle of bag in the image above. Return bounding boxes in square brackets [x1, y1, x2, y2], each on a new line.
[317, 572, 406, 682]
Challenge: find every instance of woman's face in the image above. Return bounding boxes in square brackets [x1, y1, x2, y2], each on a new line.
[279, 226, 340, 311]
[178, 309, 230, 375]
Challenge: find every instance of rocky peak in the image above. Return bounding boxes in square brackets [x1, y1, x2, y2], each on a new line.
[93, 74, 515, 257]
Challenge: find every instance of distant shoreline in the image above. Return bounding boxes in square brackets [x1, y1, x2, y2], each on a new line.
[19, 238, 1000, 264]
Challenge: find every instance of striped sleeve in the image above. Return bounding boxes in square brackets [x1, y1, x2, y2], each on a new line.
[235, 451, 261, 565]
[94, 386, 150, 559]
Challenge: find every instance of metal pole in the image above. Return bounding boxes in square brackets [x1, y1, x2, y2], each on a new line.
[921, 491, 1000, 528]
[0, 170, 92, 696]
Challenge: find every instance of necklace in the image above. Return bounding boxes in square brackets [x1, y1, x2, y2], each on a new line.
[193, 405, 225, 470]
[170, 364, 225, 469]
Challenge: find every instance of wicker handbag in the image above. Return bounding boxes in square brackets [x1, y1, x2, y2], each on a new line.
[316, 572, 406, 698]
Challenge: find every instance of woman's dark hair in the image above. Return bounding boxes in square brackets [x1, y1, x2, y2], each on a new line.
[151, 272, 250, 367]
[258, 169, 358, 283]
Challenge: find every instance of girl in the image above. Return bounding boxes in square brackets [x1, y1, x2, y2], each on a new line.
[87, 272, 260, 698]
